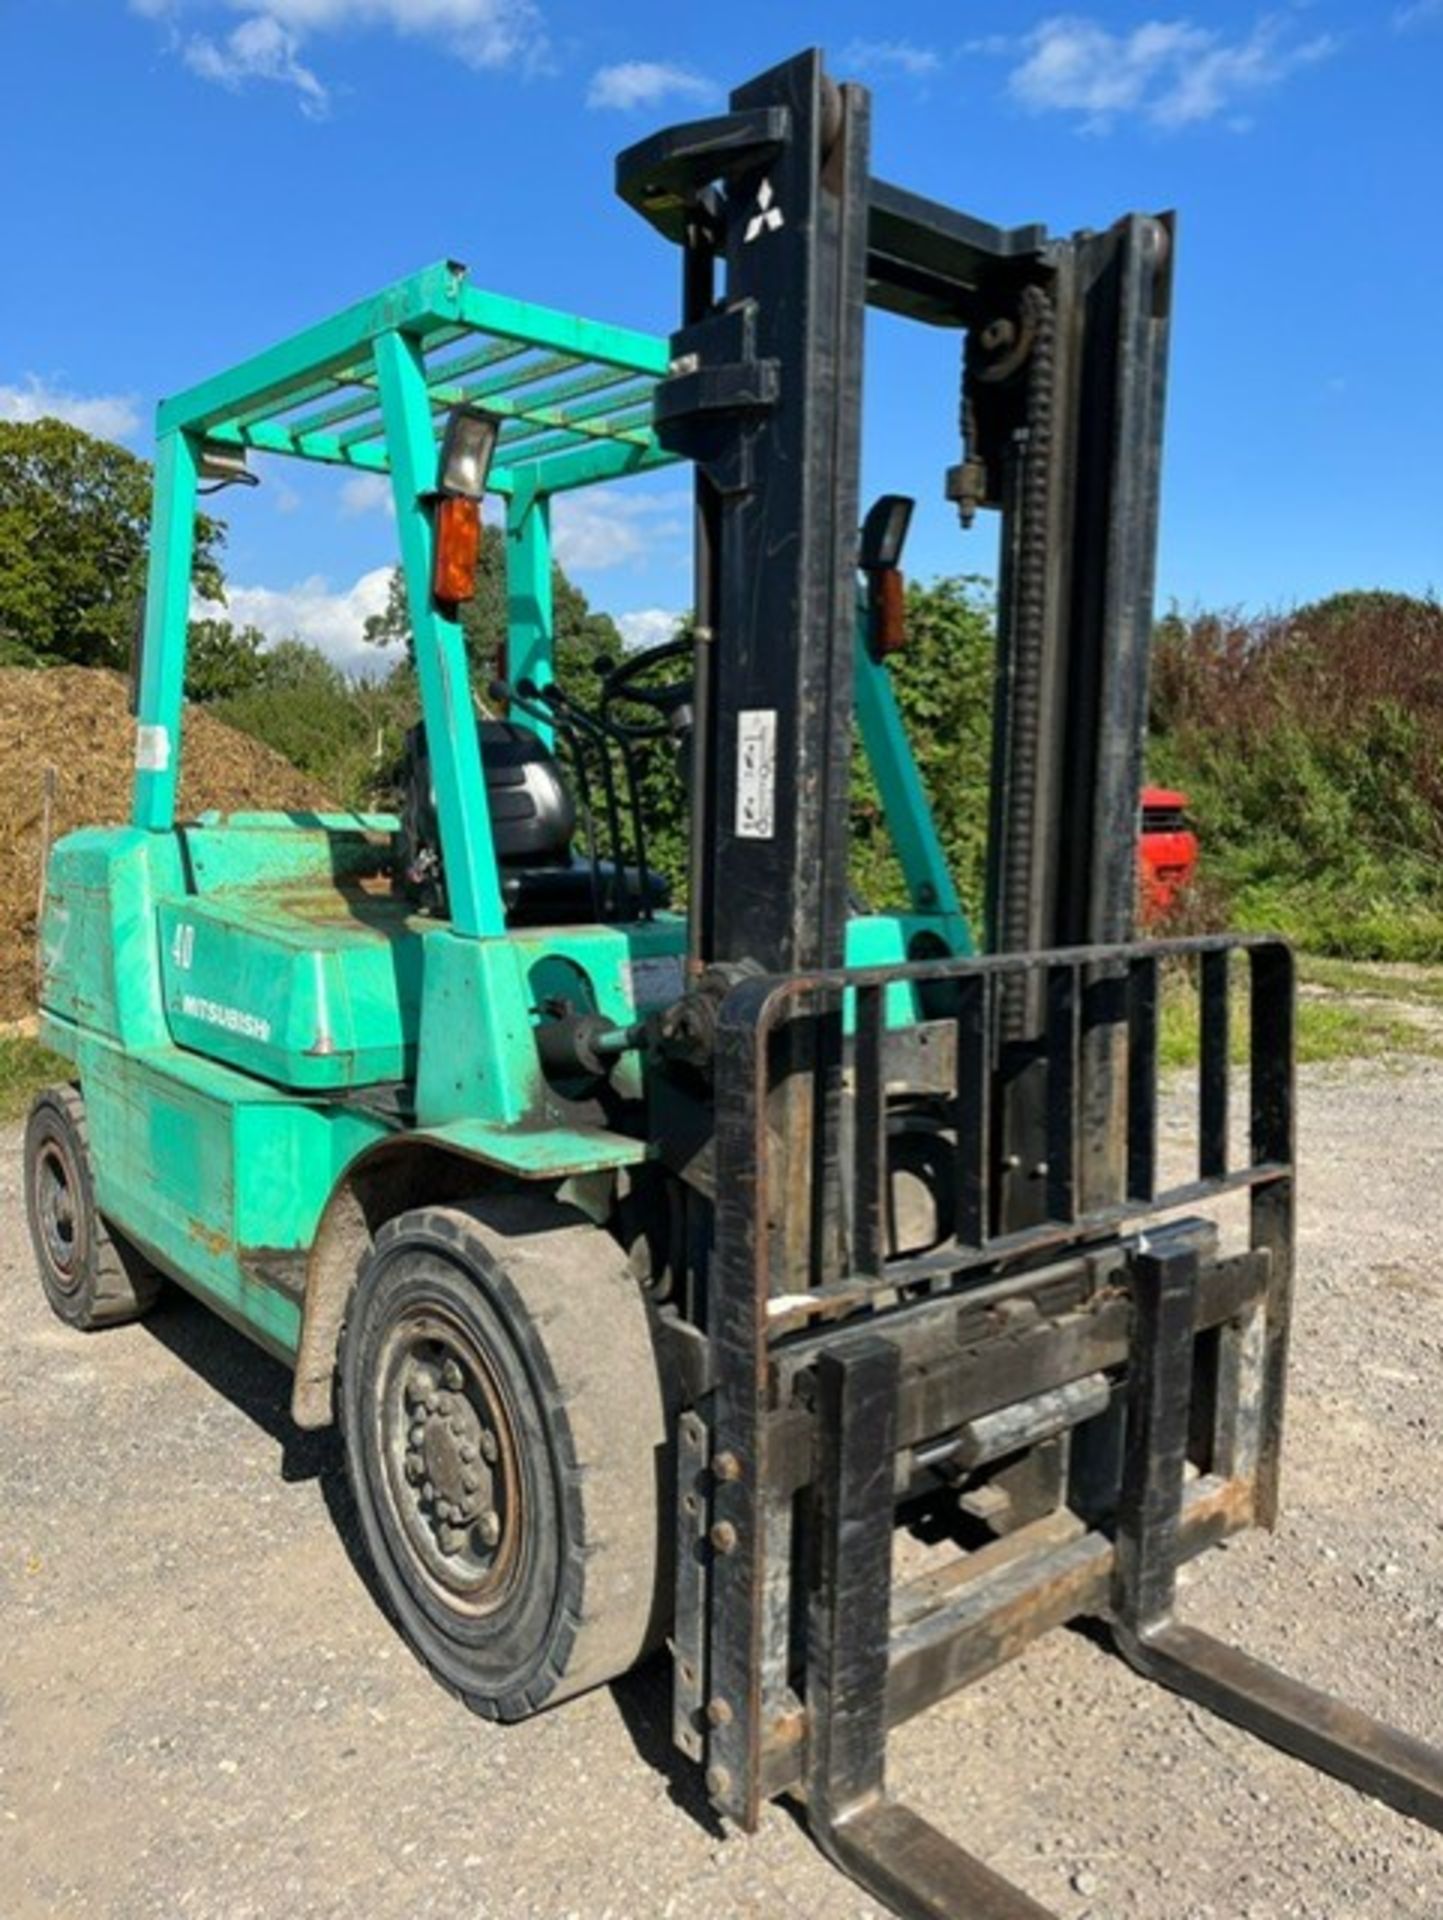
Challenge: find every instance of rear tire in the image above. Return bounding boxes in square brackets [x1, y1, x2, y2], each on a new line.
[338, 1194, 670, 1720]
[24, 1085, 160, 1330]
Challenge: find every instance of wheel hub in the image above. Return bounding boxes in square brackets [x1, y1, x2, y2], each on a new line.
[35, 1140, 80, 1289]
[379, 1315, 521, 1609]
[402, 1357, 503, 1556]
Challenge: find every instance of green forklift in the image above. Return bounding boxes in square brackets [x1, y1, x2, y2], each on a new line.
[26, 48, 1443, 1918]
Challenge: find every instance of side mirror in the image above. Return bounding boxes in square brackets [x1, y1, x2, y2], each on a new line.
[859, 493, 913, 572]
[859, 494, 914, 659]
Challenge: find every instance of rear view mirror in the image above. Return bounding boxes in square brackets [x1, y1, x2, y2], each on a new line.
[860, 494, 914, 657]
[859, 493, 914, 572]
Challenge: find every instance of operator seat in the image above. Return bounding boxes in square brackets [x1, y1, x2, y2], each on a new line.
[399, 719, 668, 925]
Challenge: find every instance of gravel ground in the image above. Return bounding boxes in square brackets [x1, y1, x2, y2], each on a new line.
[5, 1059, 1443, 1919]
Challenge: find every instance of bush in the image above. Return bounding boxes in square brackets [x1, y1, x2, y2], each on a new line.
[213, 658, 416, 811]
[1149, 592, 1443, 957]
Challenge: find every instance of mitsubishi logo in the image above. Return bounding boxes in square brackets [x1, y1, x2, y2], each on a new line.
[743, 177, 785, 243]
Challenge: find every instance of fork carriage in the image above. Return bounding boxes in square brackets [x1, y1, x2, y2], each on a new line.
[684, 936, 1443, 1911]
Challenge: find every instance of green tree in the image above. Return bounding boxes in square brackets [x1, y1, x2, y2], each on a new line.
[255, 635, 348, 698]
[362, 525, 623, 686]
[0, 418, 225, 668]
[185, 617, 267, 702]
[212, 638, 415, 809]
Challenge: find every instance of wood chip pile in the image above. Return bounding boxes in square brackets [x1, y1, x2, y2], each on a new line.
[0, 668, 332, 1021]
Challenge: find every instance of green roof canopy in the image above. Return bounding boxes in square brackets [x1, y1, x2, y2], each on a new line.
[158, 259, 676, 501]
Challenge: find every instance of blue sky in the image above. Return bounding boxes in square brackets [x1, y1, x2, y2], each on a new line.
[1, 0, 1439, 668]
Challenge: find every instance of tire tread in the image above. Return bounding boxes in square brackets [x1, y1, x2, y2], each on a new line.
[26, 1084, 160, 1330]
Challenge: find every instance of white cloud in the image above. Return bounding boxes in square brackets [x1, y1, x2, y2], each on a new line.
[616, 608, 685, 652]
[136, 0, 547, 111]
[550, 489, 687, 572]
[586, 61, 714, 111]
[184, 13, 328, 110]
[1009, 13, 1337, 132]
[339, 471, 394, 517]
[0, 376, 141, 440]
[222, 566, 393, 671]
[843, 39, 942, 80]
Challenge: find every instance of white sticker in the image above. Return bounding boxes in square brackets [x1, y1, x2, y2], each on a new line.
[629, 953, 685, 1009]
[135, 723, 171, 772]
[735, 709, 778, 840]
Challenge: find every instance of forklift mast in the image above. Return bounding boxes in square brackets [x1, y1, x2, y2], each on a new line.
[621, 49, 1173, 1249]
[621, 56, 1174, 1290]
[625, 56, 1171, 976]
[616, 50, 1443, 1917]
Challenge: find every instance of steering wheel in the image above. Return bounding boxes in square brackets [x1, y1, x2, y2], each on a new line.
[598, 635, 695, 742]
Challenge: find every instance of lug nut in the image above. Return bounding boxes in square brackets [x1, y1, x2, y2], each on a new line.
[404, 1451, 424, 1484]
[709, 1521, 738, 1555]
[442, 1359, 464, 1390]
[712, 1451, 742, 1483]
[705, 1697, 733, 1727]
[705, 1765, 732, 1801]
[478, 1511, 501, 1547]
[479, 1430, 499, 1463]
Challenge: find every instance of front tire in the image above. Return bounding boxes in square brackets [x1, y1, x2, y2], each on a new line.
[24, 1085, 160, 1330]
[338, 1195, 670, 1721]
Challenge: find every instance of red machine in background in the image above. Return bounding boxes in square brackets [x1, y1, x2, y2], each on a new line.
[1140, 784, 1200, 919]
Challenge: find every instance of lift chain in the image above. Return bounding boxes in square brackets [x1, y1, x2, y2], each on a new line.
[991, 283, 1056, 1027]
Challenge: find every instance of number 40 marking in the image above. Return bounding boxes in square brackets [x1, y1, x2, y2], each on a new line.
[171, 923, 195, 971]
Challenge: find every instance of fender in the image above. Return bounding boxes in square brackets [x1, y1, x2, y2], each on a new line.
[290, 1118, 648, 1428]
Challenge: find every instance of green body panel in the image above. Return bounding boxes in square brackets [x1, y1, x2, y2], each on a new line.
[37, 821, 681, 1358]
[844, 913, 966, 1025]
[413, 1115, 649, 1177]
[148, 817, 415, 1089]
[39, 1019, 389, 1361]
[156, 888, 425, 1089]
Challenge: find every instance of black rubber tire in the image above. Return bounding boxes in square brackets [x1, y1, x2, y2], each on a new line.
[24, 1084, 161, 1330]
[338, 1194, 671, 1721]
